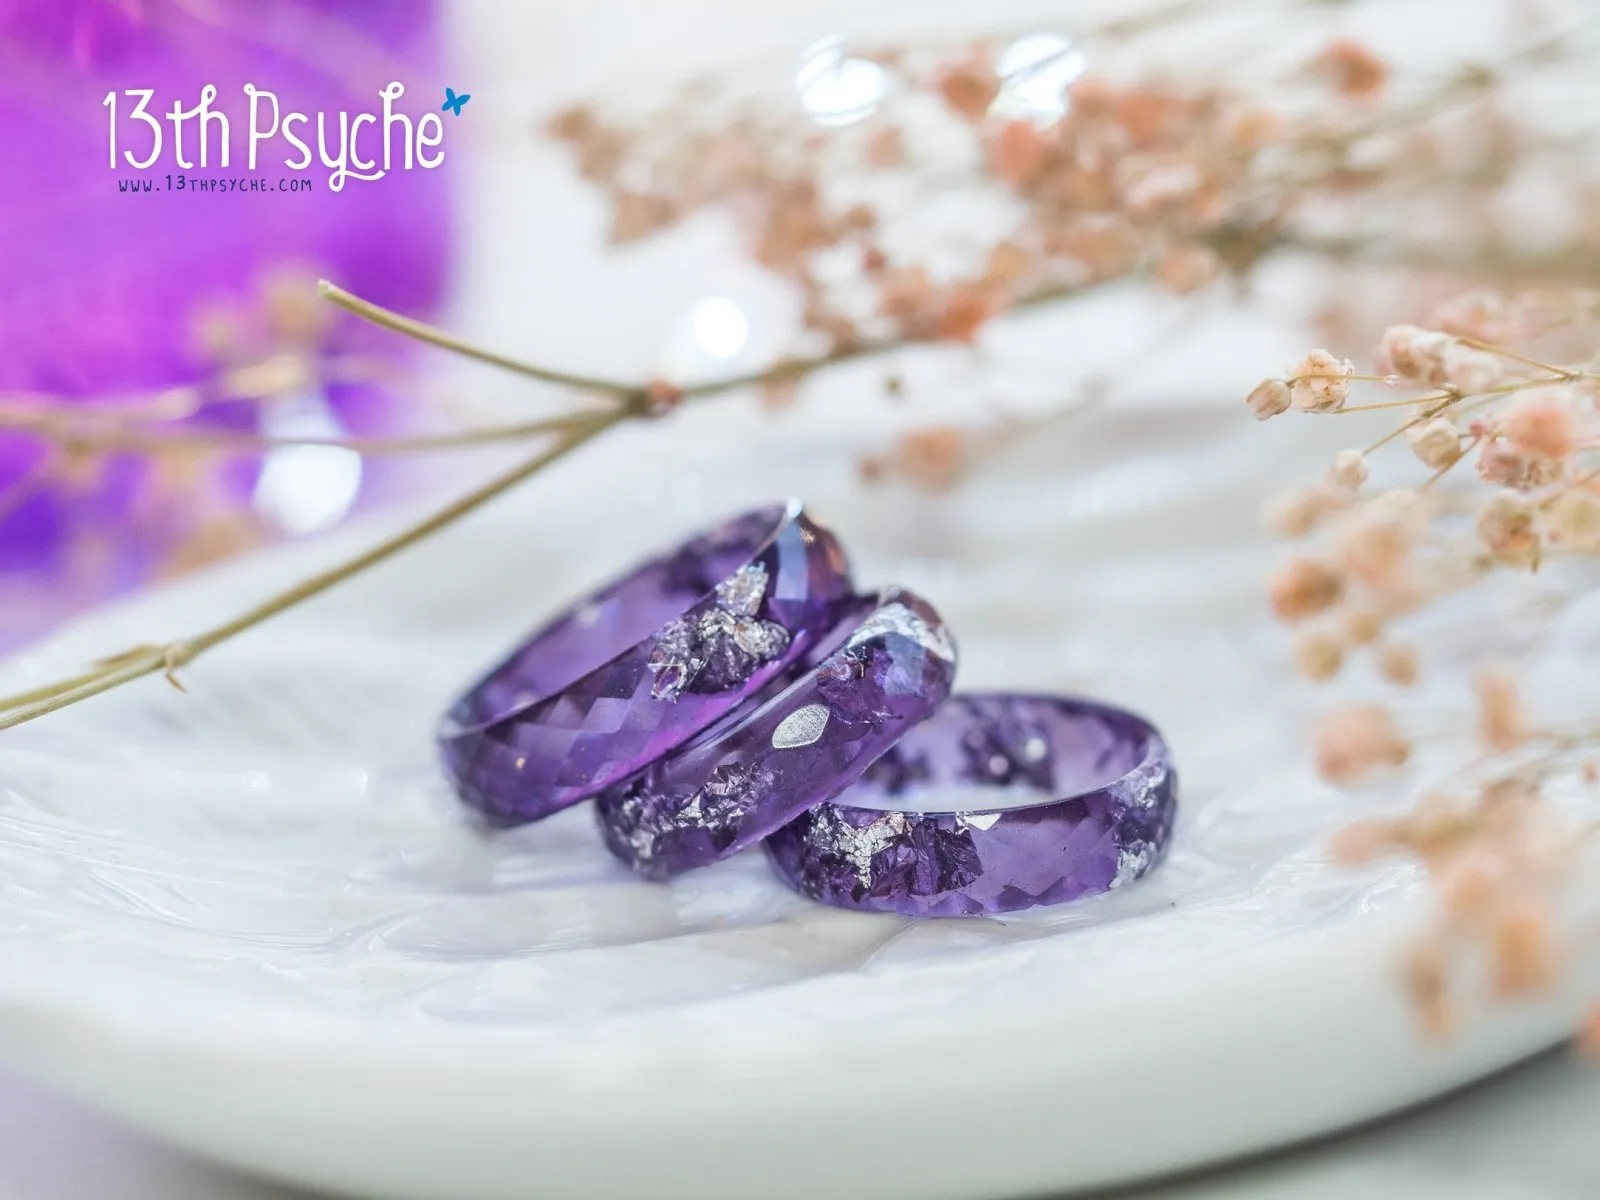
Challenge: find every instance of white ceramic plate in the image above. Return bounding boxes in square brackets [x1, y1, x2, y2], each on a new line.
[4, 3, 1594, 1191]
[0, 396, 1591, 1200]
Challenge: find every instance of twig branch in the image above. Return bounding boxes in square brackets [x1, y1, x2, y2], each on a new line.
[327, 275, 1111, 403]
[0, 272, 1115, 729]
[318, 281, 644, 398]
[1281, 231, 1600, 289]
[0, 413, 620, 727]
[0, 410, 599, 460]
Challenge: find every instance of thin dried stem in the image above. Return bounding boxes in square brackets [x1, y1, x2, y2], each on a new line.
[1341, 393, 1450, 414]
[1456, 335, 1577, 380]
[0, 665, 123, 712]
[0, 413, 620, 729]
[1352, 372, 1597, 455]
[318, 281, 643, 398]
[0, 410, 598, 461]
[1364, 395, 1458, 455]
[1419, 434, 1482, 492]
[324, 276, 1106, 406]
[1282, 230, 1600, 291]
[1286, 372, 1396, 386]
[1541, 464, 1600, 509]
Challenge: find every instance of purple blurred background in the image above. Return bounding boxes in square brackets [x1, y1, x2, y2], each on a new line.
[0, 0, 453, 643]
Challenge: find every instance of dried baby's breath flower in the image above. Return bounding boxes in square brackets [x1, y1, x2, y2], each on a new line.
[1477, 441, 1564, 492]
[1342, 606, 1384, 646]
[262, 265, 331, 346]
[1378, 642, 1419, 686]
[1314, 703, 1410, 786]
[1263, 484, 1348, 538]
[1048, 214, 1144, 280]
[1268, 558, 1344, 622]
[1221, 103, 1281, 152]
[864, 125, 905, 168]
[190, 300, 251, 365]
[1244, 283, 1600, 1038]
[1328, 450, 1368, 491]
[1330, 816, 1402, 864]
[1475, 666, 1525, 752]
[1479, 775, 1541, 829]
[546, 103, 595, 141]
[760, 379, 799, 411]
[1487, 896, 1558, 998]
[1246, 378, 1292, 421]
[1374, 572, 1425, 618]
[1475, 491, 1540, 566]
[1438, 849, 1505, 922]
[1314, 39, 1389, 99]
[1404, 941, 1455, 1038]
[856, 454, 887, 483]
[1289, 349, 1356, 412]
[611, 191, 676, 243]
[1294, 628, 1345, 681]
[1369, 487, 1429, 537]
[1441, 344, 1503, 394]
[983, 240, 1033, 289]
[937, 54, 998, 120]
[1379, 325, 1451, 386]
[1428, 288, 1510, 342]
[1500, 393, 1580, 461]
[878, 265, 938, 334]
[1405, 789, 1477, 862]
[898, 426, 967, 491]
[938, 283, 1003, 343]
[1335, 509, 1416, 589]
[1154, 243, 1219, 295]
[1117, 156, 1202, 213]
[1544, 490, 1600, 549]
[1406, 418, 1463, 469]
[1581, 1006, 1600, 1055]
[161, 510, 263, 578]
[990, 121, 1049, 185]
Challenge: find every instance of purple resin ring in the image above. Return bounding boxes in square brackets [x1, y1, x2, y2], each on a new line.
[595, 587, 957, 879]
[438, 501, 853, 823]
[764, 693, 1177, 916]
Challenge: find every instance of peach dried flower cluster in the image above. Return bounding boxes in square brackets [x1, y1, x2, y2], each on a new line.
[1330, 671, 1577, 1038]
[1265, 483, 1430, 696]
[1256, 303, 1600, 603]
[548, 55, 1291, 357]
[858, 426, 968, 492]
[1257, 286, 1600, 1044]
[545, 20, 1599, 493]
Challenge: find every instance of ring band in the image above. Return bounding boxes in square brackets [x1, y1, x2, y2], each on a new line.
[438, 501, 853, 823]
[763, 693, 1177, 916]
[596, 587, 957, 879]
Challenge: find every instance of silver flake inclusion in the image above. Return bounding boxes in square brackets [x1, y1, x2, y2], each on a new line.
[771, 703, 830, 749]
[845, 602, 956, 663]
[714, 562, 768, 615]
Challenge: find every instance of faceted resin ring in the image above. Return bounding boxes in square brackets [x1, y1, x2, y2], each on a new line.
[438, 501, 853, 823]
[764, 693, 1177, 916]
[595, 587, 957, 879]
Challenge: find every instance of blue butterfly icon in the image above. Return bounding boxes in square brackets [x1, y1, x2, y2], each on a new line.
[442, 87, 470, 116]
